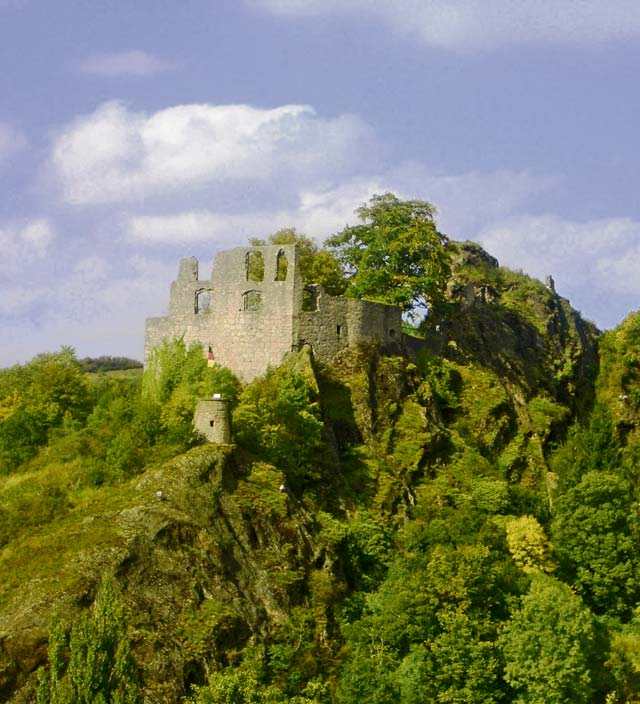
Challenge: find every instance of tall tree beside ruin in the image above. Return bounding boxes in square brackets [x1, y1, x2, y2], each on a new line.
[326, 193, 450, 313]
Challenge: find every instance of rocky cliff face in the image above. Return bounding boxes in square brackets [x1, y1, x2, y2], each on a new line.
[1, 444, 337, 702]
[416, 241, 600, 485]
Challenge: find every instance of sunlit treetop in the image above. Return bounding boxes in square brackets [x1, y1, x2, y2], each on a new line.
[326, 193, 451, 313]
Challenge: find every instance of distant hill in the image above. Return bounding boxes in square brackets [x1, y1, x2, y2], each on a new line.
[79, 355, 143, 373]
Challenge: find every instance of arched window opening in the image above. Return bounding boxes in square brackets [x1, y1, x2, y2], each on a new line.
[275, 249, 288, 281]
[389, 328, 396, 338]
[302, 286, 319, 312]
[246, 250, 264, 282]
[336, 325, 342, 338]
[195, 289, 212, 314]
[243, 289, 263, 311]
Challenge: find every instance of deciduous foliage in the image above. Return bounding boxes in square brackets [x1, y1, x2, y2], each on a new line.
[551, 405, 621, 488]
[326, 193, 450, 312]
[606, 612, 640, 702]
[505, 515, 555, 574]
[36, 577, 141, 703]
[499, 574, 597, 704]
[233, 366, 326, 490]
[143, 338, 240, 442]
[338, 543, 505, 703]
[0, 348, 92, 471]
[552, 471, 640, 618]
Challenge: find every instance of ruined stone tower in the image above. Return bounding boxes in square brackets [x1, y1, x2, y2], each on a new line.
[194, 397, 232, 444]
[145, 244, 402, 381]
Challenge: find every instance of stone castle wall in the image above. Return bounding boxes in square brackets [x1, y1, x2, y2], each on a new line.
[145, 244, 402, 381]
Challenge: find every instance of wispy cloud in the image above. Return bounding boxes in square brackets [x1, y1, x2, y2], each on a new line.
[78, 50, 179, 77]
[0, 252, 176, 363]
[124, 164, 554, 246]
[251, 0, 640, 51]
[0, 218, 54, 275]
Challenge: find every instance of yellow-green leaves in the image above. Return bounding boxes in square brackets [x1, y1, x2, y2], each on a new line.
[506, 515, 555, 574]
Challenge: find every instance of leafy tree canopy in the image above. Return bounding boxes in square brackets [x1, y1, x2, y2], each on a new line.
[0, 347, 92, 471]
[499, 574, 598, 704]
[325, 193, 450, 312]
[232, 365, 326, 490]
[36, 576, 141, 704]
[552, 471, 640, 619]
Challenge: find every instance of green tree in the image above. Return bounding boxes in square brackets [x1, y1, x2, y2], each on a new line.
[191, 670, 267, 704]
[498, 574, 597, 704]
[233, 366, 326, 490]
[338, 543, 505, 703]
[190, 666, 326, 703]
[143, 338, 240, 443]
[36, 577, 141, 703]
[326, 193, 450, 312]
[505, 515, 555, 574]
[395, 610, 502, 704]
[0, 348, 92, 471]
[606, 610, 640, 702]
[552, 471, 640, 618]
[551, 405, 621, 488]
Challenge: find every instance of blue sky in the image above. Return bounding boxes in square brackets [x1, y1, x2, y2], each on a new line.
[2, 0, 640, 365]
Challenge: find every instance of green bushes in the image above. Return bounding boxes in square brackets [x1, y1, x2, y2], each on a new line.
[233, 366, 327, 491]
[36, 577, 141, 703]
[144, 338, 240, 443]
[0, 348, 92, 472]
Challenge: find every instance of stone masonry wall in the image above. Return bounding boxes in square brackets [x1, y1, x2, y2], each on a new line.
[145, 244, 404, 381]
[145, 244, 302, 381]
[298, 286, 402, 362]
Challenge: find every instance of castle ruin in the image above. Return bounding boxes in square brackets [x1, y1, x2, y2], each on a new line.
[145, 244, 403, 381]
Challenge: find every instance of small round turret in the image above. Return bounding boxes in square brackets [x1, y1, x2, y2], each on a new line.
[193, 396, 232, 443]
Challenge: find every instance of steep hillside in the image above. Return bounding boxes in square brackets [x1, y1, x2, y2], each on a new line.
[4, 247, 640, 704]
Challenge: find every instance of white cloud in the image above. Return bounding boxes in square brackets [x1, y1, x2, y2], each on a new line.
[78, 50, 178, 77]
[126, 203, 354, 246]
[0, 122, 28, 166]
[0, 218, 54, 275]
[124, 181, 385, 244]
[478, 214, 640, 326]
[128, 212, 232, 244]
[50, 101, 379, 205]
[252, 0, 640, 50]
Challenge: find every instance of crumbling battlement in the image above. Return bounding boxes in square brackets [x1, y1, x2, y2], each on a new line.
[145, 244, 402, 381]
